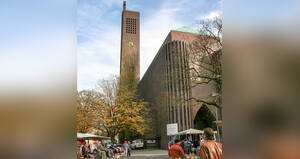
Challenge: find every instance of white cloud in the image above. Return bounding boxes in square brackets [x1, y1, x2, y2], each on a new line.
[77, 0, 222, 90]
[140, 0, 218, 78]
[77, 1, 187, 90]
[77, 62, 118, 90]
[202, 10, 222, 20]
[140, 7, 184, 78]
[77, 26, 121, 90]
[77, 0, 123, 91]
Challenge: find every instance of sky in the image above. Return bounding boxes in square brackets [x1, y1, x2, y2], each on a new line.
[0, 0, 76, 92]
[77, 0, 222, 91]
[0, 0, 298, 92]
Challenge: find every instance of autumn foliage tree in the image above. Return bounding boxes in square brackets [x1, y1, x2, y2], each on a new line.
[77, 67, 150, 143]
[117, 64, 151, 141]
[76, 90, 101, 133]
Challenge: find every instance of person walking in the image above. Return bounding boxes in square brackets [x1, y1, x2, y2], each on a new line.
[168, 139, 185, 159]
[199, 128, 222, 159]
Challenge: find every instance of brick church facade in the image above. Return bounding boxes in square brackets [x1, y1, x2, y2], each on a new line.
[120, 1, 220, 149]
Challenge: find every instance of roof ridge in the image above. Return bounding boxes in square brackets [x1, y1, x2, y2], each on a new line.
[173, 26, 199, 34]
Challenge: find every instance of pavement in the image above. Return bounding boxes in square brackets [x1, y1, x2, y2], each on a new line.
[126, 149, 169, 159]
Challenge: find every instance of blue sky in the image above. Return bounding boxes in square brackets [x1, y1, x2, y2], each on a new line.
[77, 0, 222, 90]
[0, 0, 299, 92]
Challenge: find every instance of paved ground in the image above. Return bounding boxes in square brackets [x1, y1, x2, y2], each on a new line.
[127, 149, 169, 159]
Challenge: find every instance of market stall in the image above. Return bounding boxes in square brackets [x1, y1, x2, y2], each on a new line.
[77, 133, 111, 159]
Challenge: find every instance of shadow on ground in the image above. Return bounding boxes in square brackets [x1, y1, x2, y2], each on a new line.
[128, 149, 169, 159]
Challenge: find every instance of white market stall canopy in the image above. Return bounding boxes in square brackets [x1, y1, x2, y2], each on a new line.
[177, 128, 204, 135]
[167, 128, 218, 136]
[77, 133, 110, 140]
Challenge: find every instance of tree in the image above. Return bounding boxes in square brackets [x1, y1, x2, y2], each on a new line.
[188, 17, 222, 109]
[93, 75, 120, 143]
[76, 72, 150, 143]
[92, 69, 151, 143]
[117, 65, 151, 139]
[76, 90, 100, 133]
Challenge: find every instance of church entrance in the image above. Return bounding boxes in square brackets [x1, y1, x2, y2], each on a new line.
[193, 104, 217, 131]
[193, 104, 222, 142]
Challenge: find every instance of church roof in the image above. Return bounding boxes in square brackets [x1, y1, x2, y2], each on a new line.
[173, 26, 199, 34]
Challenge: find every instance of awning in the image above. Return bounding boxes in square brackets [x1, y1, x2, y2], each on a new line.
[171, 128, 218, 136]
[177, 128, 204, 135]
[77, 133, 110, 140]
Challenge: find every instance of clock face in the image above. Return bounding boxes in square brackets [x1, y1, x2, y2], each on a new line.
[128, 41, 134, 46]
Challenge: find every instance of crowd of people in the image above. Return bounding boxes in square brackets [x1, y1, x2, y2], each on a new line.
[77, 127, 221, 159]
[168, 127, 222, 159]
[78, 140, 132, 159]
[78, 140, 115, 159]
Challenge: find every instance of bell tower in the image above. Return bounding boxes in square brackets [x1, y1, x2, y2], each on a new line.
[120, 1, 140, 81]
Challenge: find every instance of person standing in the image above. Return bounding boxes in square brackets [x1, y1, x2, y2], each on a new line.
[96, 141, 109, 158]
[199, 128, 222, 159]
[200, 135, 205, 146]
[127, 141, 131, 157]
[123, 141, 129, 157]
[167, 141, 172, 150]
[184, 139, 192, 157]
[168, 139, 185, 159]
[81, 143, 85, 157]
[180, 140, 184, 151]
[81, 142, 88, 158]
